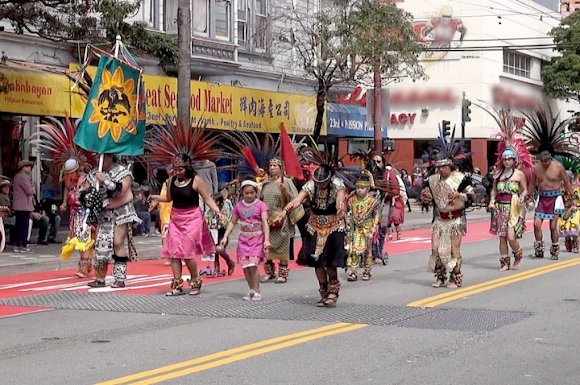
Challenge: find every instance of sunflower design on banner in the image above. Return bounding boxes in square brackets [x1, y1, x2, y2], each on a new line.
[75, 54, 146, 155]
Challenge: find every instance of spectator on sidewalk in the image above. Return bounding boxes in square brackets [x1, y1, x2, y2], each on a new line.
[0, 179, 12, 250]
[40, 166, 62, 243]
[11, 160, 35, 253]
[134, 185, 151, 236]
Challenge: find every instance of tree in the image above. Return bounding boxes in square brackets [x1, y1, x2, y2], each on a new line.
[278, 0, 425, 144]
[278, 2, 355, 140]
[542, 11, 580, 102]
[0, 0, 178, 65]
[348, 0, 426, 152]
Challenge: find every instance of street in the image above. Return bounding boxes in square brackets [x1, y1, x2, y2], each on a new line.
[1, 210, 580, 385]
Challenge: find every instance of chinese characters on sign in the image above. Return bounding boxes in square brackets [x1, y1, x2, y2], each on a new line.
[71, 65, 318, 135]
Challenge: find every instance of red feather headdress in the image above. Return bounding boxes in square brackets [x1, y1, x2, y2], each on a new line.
[143, 118, 220, 169]
[32, 116, 99, 173]
[477, 104, 532, 174]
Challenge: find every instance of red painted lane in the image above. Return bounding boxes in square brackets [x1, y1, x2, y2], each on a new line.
[0, 219, 504, 301]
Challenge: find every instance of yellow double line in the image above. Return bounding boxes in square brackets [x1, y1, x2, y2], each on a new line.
[97, 322, 367, 385]
[408, 257, 580, 308]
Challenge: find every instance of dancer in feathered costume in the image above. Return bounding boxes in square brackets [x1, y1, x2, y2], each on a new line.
[483, 108, 531, 271]
[424, 124, 475, 288]
[522, 104, 575, 260]
[346, 173, 380, 282]
[556, 157, 580, 252]
[33, 117, 98, 277]
[147, 121, 224, 296]
[273, 142, 353, 306]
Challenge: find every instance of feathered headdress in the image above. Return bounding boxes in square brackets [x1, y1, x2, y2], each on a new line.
[430, 122, 471, 171]
[220, 131, 280, 179]
[477, 105, 532, 172]
[556, 155, 580, 177]
[31, 116, 99, 174]
[521, 104, 578, 158]
[299, 138, 356, 188]
[144, 117, 220, 170]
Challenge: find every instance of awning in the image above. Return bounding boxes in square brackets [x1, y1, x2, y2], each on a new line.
[0, 64, 71, 117]
[327, 103, 386, 138]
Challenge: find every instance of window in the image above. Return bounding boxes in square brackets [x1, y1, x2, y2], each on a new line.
[193, 0, 209, 35]
[145, 0, 162, 30]
[215, 0, 231, 40]
[254, 0, 267, 50]
[238, 0, 248, 46]
[503, 51, 530, 78]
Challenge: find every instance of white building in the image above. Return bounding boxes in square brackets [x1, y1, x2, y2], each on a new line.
[336, 0, 577, 174]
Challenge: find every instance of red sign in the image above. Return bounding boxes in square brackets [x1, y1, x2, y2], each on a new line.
[390, 113, 417, 125]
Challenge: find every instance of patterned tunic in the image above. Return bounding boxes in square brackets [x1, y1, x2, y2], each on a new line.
[260, 177, 298, 260]
[490, 180, 525, 238]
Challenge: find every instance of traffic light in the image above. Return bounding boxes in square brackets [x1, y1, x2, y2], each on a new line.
[462, 98, 472, 123]
[442, 120, 451, 138]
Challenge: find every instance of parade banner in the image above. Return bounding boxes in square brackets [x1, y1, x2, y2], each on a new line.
[70, 65, 321, 135]
[74, 55, 146, 155]
[0, 66, 71, 117]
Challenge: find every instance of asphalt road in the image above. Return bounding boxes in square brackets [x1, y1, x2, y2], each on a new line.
[2, 224, 580, 385]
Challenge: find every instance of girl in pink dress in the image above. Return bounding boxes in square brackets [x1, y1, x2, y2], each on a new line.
[221, 180, 270, 300]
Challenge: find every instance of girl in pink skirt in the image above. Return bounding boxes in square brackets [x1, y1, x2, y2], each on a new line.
[221, 180, 270, 300]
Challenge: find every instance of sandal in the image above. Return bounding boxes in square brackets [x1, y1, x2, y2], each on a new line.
[323, 294, 338, 307]
[165, 288, 184, 296]
[166, 278, 184, 296]
[347, 272, 357, 282]
[276, 276, 287, 283]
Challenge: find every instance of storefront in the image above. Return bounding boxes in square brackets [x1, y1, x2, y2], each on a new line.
[0, 64, 71, 179]
[326, 102, 387, 166]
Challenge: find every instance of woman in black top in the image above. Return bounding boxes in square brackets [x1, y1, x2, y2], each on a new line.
[151, 154, 224, 296]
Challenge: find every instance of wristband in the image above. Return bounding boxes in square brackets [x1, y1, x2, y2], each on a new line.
[104, 180, 116, 190]
[283, 202, 294, 212]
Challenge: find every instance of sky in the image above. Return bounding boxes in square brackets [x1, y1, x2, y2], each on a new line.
[532, 0, 559, 11]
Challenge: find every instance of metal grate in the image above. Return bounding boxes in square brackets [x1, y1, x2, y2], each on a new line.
[0, 292, 533, 332]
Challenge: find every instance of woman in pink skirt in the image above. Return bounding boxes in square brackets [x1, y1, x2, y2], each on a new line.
[152, 154, 224, 296]
[221, 180, 270, 300]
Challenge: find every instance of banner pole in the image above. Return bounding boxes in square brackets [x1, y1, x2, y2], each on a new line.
[96, 35, 122, 186]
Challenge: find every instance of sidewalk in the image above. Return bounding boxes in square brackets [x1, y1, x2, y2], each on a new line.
[0, 202, 491, 274]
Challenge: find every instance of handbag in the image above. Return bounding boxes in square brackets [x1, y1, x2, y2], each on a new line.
[289, 204, 305, 225]
[268, 210, 285, 229]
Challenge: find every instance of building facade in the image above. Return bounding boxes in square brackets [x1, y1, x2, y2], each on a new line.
[337, 0, 578, 175]
[0, 0, 318, 181]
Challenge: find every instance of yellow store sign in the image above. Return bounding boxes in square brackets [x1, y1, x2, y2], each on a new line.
[70, 65, 322, 135]
[0, 66, 71, 117]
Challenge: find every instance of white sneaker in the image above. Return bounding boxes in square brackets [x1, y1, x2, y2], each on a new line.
[251, 292, 262, 301]
[13, 247, 21, 253]
[243, 290, 255, 300]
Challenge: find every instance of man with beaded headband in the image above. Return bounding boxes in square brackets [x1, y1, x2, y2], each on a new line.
[425, 127, 475, 289]
[346, 173, 380, 282]
[522, 105, 575, 260]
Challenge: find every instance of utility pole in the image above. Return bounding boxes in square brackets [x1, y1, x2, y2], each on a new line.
[177, 0, 191, 125]
[373, 62, 382, 154]
[461, 91, 471, 139]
